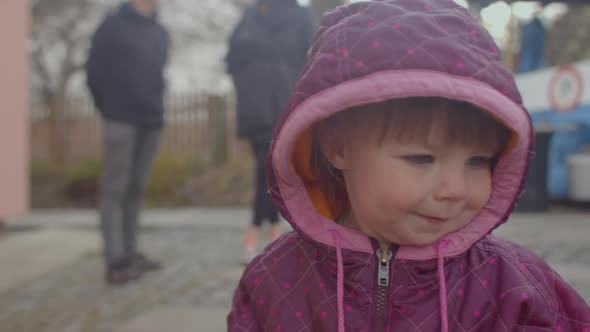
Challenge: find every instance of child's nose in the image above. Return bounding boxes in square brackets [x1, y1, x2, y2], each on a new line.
[433, 170, 467, 201]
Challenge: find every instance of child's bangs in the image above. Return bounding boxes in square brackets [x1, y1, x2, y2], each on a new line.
[381, 98, 511, 153]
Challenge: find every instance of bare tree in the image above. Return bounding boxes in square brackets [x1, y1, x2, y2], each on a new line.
[162, 0, 239, 43]
[31, 0, 104, 101]
[31, 0, 111, 165]
[546, 6, 589, 66]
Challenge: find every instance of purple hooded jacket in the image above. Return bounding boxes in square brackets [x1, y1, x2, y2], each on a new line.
[228, 1, 590, 331]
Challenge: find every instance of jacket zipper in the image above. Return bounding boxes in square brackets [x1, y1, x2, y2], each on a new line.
[375, 248, 393, 332]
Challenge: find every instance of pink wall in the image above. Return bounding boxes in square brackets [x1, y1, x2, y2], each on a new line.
[0, 1, 30, 219]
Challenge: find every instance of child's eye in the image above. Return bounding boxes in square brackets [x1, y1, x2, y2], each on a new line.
[468, 156, 493, 168]
[403, 155, 434, 166]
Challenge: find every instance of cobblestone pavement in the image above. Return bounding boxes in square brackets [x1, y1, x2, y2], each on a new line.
[497, 209, 590, 301]
[0, 210, 250, 332]
[0, 208, 589, 332]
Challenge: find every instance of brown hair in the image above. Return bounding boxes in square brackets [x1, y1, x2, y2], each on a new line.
[310, 97, 513, 209]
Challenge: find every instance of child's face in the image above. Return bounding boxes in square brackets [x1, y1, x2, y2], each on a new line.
[335, 123, 496, 247]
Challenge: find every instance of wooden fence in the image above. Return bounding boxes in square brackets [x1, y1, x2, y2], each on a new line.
[30, 94, 239, 167]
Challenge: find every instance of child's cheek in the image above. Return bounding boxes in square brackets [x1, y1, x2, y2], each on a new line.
[470, 174, 493, 210]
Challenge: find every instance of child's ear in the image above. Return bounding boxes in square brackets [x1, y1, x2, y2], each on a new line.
[318, 129, 349, 170]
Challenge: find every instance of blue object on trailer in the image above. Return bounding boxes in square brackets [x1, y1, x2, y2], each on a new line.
[531, 107, 590, 198]
[517, 17, 546, 73]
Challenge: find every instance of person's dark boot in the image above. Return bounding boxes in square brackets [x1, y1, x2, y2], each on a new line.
[133, 253, 162, 273]
[105, 258, 141, 285]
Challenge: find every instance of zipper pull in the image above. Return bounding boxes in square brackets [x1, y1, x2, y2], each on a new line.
[377, 249, 393, 287]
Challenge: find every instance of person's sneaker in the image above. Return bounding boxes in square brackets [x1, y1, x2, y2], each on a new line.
[133, 253, 162, 273]
[241, 234, 258, 264]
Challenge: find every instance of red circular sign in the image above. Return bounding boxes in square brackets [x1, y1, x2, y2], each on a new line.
[548, 65, 584, 113]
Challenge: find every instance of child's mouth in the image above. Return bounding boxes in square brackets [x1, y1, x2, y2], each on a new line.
[414, 213, 449, 223]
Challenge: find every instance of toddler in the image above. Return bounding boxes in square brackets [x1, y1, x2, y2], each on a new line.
[228, 1, 590, 331]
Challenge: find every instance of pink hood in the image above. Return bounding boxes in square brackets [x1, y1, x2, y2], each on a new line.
[267, 0, 532, 260]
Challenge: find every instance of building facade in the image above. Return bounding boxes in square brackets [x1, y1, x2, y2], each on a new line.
[0, 1, 30, 220]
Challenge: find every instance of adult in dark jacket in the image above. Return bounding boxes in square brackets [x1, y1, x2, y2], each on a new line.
[225, 0, 315, 262]
[86, 0, 169, 285]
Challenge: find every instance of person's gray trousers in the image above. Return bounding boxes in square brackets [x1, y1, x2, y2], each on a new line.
[100, 120, 161, 265]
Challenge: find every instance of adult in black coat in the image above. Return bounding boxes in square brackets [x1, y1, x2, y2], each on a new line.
[226, 0, 315, 262]
[86, 0, 169, 285]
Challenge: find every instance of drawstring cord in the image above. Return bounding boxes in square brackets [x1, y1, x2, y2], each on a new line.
[437, 240, 449, 332]
[329, 230, 345, 332]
